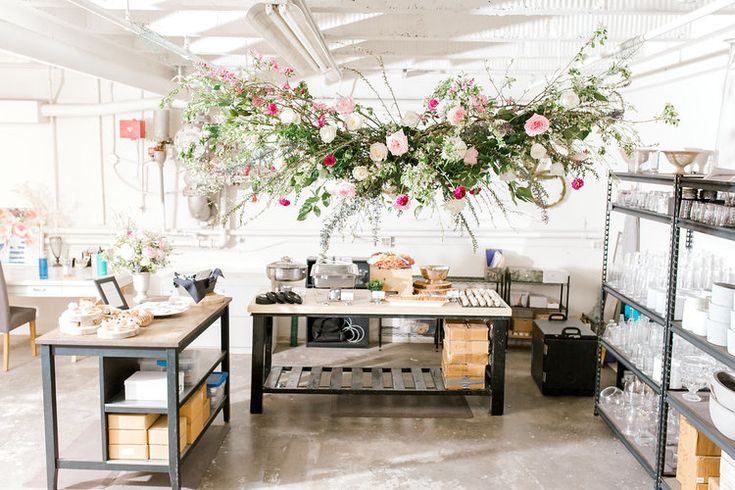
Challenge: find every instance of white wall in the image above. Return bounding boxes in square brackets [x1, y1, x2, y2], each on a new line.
[1, 19, 734, 350]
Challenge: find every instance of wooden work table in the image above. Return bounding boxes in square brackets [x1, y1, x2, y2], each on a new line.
[37, 298, 232, 490]
[247, 289, 511, 416]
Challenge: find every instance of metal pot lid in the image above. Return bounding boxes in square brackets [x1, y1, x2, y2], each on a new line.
[267, 256, 305, 270]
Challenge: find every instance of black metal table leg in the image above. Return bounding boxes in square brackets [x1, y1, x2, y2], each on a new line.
[490, 318, 508, 415]
[41, 345, 59, 490]
[166, 349, 181, 490]
[264, 315, 273, 379]
[221, 306, 230, 422]
[250, 315, 267, 414]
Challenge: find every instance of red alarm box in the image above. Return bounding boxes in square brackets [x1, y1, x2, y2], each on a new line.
[119, 119, 145, 140]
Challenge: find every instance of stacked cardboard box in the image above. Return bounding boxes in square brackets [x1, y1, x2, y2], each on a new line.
[148, 415, 188, 460]
[677, 416, 721, 490]
[108, 413, 159, 460]
[442, 321, 489, 390]
[181, 383, 211, 445]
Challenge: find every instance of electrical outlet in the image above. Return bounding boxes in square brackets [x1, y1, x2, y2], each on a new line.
[380, 236, 395, 248]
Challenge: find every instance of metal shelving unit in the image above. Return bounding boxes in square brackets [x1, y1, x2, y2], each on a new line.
[596, 172, 735, 488]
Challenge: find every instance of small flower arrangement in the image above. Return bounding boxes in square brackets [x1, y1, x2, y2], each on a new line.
[107, 226, 171, 274]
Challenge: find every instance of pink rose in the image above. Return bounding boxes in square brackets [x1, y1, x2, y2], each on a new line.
[386, 129, 409, 157]
[571, 178, 584, 190]
[267, 103, 279, 115]
[463, 147, 478, 166]
[336, 96, 355, 115]
[524, 113, 550, 136]
[268, 58, 279, 70]
[251, 96, 264, 107]
[337, 181, 356, 198]
[143, 247, 158, 259]
[281, 82, 291, 91]
[278, 198, 290, 206]
[393, 194, 410, 211]
[470, 95, 488, 113]
[323, 154, 336, 166]
[453, 186, 466, 200]
[447, 106, 466, 126]
[427, 98, 439, 112]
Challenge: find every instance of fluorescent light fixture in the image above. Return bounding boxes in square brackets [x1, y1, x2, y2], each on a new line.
[246, 0, 341, 80]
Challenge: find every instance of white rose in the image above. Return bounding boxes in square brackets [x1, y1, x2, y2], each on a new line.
[345, 113, 363, 131]
[401, 111, 420, 128]
[441, 136, 467, 161]
[140, 257, 151, 268]
[499, 170, 517, 182]
[444, 199, 466, 216]
[352, 165, 369, 181]
[117, 244, 135, 261]
[536, 159, 552, 173]
[550, 162, 565, 176]
[530, 143, 547, 160]
[279, 108, 298, 124]
[369, 142, 388, 162]
[320, 125, 337, 143]
[560, 91, 580, 110]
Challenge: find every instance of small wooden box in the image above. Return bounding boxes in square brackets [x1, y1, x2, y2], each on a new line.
[108, 413, 159, 430]
[369, 266, 413, 295]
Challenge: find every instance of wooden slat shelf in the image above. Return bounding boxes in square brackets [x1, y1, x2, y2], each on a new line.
[262, 366, 490, 395]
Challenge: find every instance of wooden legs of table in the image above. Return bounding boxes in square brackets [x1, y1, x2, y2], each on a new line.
[30, 320, 38, 357]
[41, 345, 59, 489]
[490, 318, 509, 416]
[2, 333, 9, 371]
[250, 315, 272, 414]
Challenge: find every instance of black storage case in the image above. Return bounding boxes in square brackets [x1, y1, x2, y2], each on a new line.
[531, 319, 597, 396]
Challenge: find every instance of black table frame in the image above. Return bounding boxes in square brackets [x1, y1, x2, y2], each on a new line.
[249, 312, 509, 415]
[40, 306, 230, 490]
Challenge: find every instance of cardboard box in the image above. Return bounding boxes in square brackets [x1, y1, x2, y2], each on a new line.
[148, 415, 187, 447]
[108, 429, 147, 445]
[444, 321, 488, 342]
[709, 477, 720, 490]
[124, 371, 184, 402]
[181, 384, 207, 420]
[441, 359, 485, 379]
[187, 410, 205, 445]
[680, 416, 721, 457]
[444, 381, 485, 390]
[108, 444, 148, 460]
[442, 342, 488, 365]
[108, 413, 159, 430]
[149, 444, 187, 460]
[676, 455, 720, 489]
[512, 318, 534, 333]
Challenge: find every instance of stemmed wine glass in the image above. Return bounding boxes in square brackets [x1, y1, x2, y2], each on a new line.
[49, 236, 63, 267]
[680, 355, 715, 402]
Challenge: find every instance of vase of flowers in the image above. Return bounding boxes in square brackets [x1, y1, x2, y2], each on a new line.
[107, 226, 171, 304]
[366, 280, 385, 303]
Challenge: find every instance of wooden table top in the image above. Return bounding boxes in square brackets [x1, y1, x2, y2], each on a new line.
[36, 297, 231, 349]
[247, 289, 511, 318]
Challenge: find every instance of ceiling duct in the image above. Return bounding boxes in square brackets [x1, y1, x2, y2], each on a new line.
[246, 0, 341, 82]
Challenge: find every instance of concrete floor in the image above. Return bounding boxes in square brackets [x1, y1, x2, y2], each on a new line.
[0, 335, 650, 489]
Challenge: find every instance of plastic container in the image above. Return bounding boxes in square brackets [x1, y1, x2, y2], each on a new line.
[206, 371, 228, 402]
[38, 256, 48, 280]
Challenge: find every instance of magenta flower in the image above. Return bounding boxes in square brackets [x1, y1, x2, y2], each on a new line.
[267, 103, 279, 115]
[470, 188, 481, 195]
[393, 194, 410, 211]
[524, 113, 550, 136]
[427, 98, 439, 112]
[278, 198, 290, 206]
[571, 178, 584, 190]
[317, 114, 326, 128]
[453, 186, 466, 200]
[323, 154, 336, 167]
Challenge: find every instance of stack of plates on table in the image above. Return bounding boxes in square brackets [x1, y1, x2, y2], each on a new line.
[135, 300, 190, 318]
[707, 283, 735, 350]
[682, 295, 708, 336]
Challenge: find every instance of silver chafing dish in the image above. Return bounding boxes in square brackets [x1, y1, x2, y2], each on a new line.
[266, 256, 307, 291]
[310, 259, 360, 290]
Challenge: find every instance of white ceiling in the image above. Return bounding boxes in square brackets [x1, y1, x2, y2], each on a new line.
[5, 0, 735, 95]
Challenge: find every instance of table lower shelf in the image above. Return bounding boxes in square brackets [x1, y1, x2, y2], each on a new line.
[263, 365, 491, 396]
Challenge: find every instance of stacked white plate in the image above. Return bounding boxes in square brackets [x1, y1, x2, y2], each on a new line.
[722, 451, 735, 490]
[710, 283, 735, 353]
[682, 295, 708, 336]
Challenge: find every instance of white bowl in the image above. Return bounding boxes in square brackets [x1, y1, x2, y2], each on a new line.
[710, 302, 732, 323]
[683, 307, 708, 335]
[707, 318, 729, 346]
[709, 391, 735, 440]
[713, 371, 735, 412]
[713, 283, 735, 308]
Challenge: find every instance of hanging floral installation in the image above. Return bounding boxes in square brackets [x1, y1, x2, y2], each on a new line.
[164, 27, 678, 252]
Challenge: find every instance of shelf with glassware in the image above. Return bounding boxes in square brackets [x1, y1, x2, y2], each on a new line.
[597, 172, 735, 487]
[595, 171, 683, 485]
